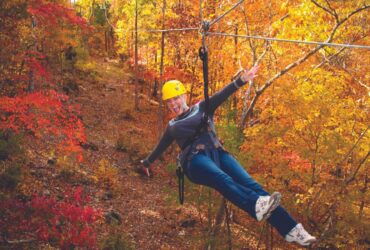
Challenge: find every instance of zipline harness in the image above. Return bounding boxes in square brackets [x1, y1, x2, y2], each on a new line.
[176, 20, 211, 205]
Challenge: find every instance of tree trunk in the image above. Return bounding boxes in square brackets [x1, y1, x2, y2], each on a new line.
[358, 172, 367, 219]
[152, 50, 158, 97]
[224, 201, 232, 250]
[158, 0, 166, 136]
[105, 31, 108, 53]
[206, 197, 226, 250]
[134, 0, 139, 110]
[28, 16, 37, 92]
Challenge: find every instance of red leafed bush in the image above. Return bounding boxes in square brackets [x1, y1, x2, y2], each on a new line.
[0, 187, 102, 249]
[283, 151, 312, 170]
[10, 51, 52, 86]
[138, 69, 157, 83]
[0, 90, 86, 160]
[24, 51, 51, 81]
[28, 0, 90, 30]
[163, 66, 192, 83]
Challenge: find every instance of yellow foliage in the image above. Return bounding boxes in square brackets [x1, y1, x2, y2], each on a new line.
[75, 57, 97, 71]
[94, 159, 120, 193]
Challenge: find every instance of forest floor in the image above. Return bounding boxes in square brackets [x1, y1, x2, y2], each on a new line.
[16, 57, 301, 250]
[69, 57, 305, 250]
[72, 57, 212, 249]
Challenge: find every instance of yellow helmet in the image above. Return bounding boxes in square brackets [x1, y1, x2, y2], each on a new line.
[162, 80, 186, 101]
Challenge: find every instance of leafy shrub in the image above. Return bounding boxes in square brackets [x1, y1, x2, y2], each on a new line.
[0, 132, 22, 160]
[0, 164, 22, 190]
[0, 187, 102, 249]
[101, 232, 135, 250]
[95, 159, 120, 192]
[57, 156, 79, 182]
[0, 90, 86, 161]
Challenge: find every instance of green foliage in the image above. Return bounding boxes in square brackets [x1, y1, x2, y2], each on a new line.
[216, 122, 243, 155]
[0, 164, 22, 190]
[74, 45, 98, 73]
[165, 162, 177, 172]
[163, 163, 179, 204]
[164, 162, 214, 209]
[92, 3, 109, 26]
[116, 132, 148, 162]
[101, 232, 135, 250]
[0, 132, 23, 161]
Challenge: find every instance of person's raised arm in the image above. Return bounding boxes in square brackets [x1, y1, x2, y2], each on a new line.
[208, 66, 259, 113]
[141, 125, 174, 167]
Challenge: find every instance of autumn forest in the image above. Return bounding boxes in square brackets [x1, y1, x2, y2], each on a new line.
[0, 0, 369, 249]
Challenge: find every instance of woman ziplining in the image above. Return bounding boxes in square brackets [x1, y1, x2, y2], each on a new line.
[140, 66, 317, 247]
[130, 0, 370, 246]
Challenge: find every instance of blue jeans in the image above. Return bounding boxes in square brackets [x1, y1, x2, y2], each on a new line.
[184, 149, 297, 237]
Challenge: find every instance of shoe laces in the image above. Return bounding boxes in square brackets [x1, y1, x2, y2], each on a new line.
[256, 196, 269, 212]
[292, 224, 312, 241]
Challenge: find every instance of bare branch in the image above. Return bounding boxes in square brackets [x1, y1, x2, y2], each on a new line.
[324, 0, 339, 20]
[338, 63, 370, 91]
[345, 151, 369, 185]
[339, 126, 369, 167]
[242, 12, 256, 62]
[258, 44, 324, 95]
[255, 42, 270, 66]
[316, 127, 369, 225]
[339, 4, 370, 26]
[314, 150, 369, 245]
[314, 46, 347, 69]
[279, 14, 289, 22]
[311, 0, 335, 16]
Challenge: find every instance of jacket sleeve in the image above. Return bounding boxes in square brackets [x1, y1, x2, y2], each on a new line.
[206, 77, 246, 114]
[143, 125, 174, 166]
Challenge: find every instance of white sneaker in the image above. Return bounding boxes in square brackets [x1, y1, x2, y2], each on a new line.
[285, 223, 317, 246]
[255, 192, 281, 221]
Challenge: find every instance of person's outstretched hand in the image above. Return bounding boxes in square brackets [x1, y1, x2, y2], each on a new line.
[240, 65, 259, 83]
[139, 160, 152, 177]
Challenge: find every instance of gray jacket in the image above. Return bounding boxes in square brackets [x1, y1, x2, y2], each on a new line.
[143, 77, 246, 166]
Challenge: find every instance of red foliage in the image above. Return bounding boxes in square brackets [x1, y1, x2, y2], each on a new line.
[0, 90, 86, 159]
[138, 69, 157, 82]
[28, 0, 90, 30]
[163, 66, 193, 83]
[0, 187, 101, 249]
[11, 50, 52, 85]
[26, 53, 51, 81]
[283, 151, 312, 171]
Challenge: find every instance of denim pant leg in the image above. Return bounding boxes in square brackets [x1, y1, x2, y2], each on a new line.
[218, 150, 297, 237]
[186, 153, 260, 218]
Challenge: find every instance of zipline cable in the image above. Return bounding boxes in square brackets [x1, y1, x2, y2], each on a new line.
[144, 27, 199, 33]
[207, 32, 370, 49]
[209, 0, 245, 27]
[138, 28, 370, 49]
